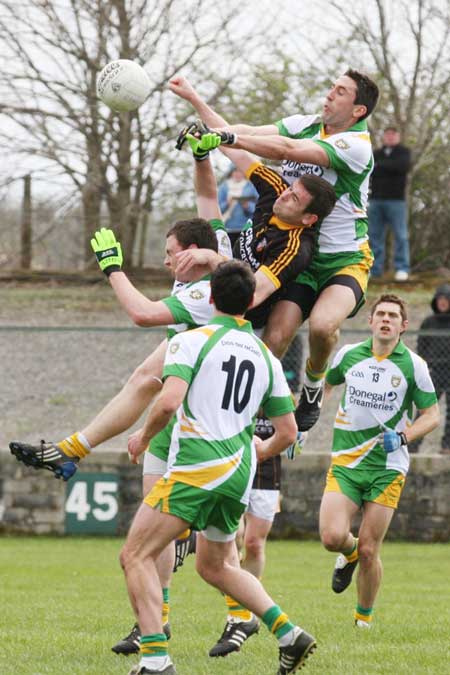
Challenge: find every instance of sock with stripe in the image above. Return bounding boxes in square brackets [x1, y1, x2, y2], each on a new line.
[224, 594, 253, 622]
[139, 633, 171, 671]
[162, 587, 170, 626]
[262, 605, 296, 644]
[354, 604, 373, 625]
[304, 358, 328, 388]
[57, 432, 91, 459]
[343, 536, 359, 563]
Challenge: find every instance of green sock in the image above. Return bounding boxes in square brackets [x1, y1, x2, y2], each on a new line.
[262, 605, 295, 639]
[140, 633, 168, 657]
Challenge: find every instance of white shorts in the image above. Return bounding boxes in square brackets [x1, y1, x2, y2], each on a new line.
[201, 525, 237, 543]
[143, 451, 167, 476]
[246, 489, 280, 522]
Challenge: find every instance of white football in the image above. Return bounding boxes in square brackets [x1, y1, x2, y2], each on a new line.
[97, 59, 151, 112]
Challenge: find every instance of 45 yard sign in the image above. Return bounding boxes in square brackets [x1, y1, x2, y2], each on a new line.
[65, 473, 119, 534]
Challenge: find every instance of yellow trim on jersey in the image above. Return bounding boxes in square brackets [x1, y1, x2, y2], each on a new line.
[357, 133, 371, 142]
[332, 439, 377, 467]
[256, 165, 286, 194]
[245, 161, 262, 180]
[269, 215, 300, 231]
[259, 265, 281, 290]
[192, 327, 215, 337]
[269, 228, 302, 277]
[170, 454, 241, 489]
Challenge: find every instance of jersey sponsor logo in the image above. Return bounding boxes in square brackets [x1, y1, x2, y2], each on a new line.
[369, 364, 386, 373]
[335, 139, 350, 150]
[281, 159, 324, 179]
[189, 289, 205, 300]
[391, 375, 401, 388]
[347, 385, 395, 412]
[169, 342, 180, 354]
[351, 369, 365, 378]
[239, 228, 260, 271]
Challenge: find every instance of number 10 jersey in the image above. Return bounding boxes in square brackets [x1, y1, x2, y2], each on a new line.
[162, 315, 294, 504]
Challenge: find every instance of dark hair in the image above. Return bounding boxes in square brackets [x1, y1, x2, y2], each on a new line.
[384, 126, 398, 133]
[298, 175, 337, 224]
[166, 218, 218, 252]
[211, 260, 255, 315]
[370, 293, 408, 322]
[344, 69, 379, 121]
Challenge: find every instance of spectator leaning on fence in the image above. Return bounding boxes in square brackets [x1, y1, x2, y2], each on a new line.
[412, 283, 450, 455]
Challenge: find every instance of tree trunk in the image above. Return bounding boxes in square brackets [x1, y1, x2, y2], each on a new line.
[21, 174, 32, 269]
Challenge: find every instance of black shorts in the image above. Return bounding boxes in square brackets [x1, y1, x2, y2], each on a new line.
[281, 274, 364, 321]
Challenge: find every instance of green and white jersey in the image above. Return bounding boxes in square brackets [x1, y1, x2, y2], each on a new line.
[163, 219, 231, 339]
[327, 338, 437, 475]
[275, 114, 373, 254]
[162, 316, 295, 504]
[162, 276, 213, 339]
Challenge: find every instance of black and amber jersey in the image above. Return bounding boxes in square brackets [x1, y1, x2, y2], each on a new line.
[234, 162, 316, 328]
[253, 416, 281, 490]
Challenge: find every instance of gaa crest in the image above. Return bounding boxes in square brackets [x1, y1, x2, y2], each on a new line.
[335, 139, 350, 150]
[391, 375, 401, 388]
[189, 289, 204, 300]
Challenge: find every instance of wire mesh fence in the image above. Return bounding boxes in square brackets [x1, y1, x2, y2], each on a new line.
[1, 325, 449, 454]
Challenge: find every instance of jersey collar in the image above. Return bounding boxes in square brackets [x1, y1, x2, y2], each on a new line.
[269, 214, 302, 231]
[320, 117, 368, 138]
[209, 315, 253, 332]
[365, 337, 407, 358]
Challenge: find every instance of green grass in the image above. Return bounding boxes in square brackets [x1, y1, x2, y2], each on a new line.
[1, 538, 448, 674]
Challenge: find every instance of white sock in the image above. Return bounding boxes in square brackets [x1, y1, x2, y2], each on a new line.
[76, 432, 92, 451]
[278, 625, 302, 647]
[140, 655, 172, 671]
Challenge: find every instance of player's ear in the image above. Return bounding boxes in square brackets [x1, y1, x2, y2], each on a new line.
[187, 243, 198, 250]
[302, 213, 318, 227]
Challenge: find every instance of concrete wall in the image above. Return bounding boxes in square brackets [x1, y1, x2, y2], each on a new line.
[1, 449, 449, 542]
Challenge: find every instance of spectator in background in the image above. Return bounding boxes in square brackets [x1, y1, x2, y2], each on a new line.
[218, 164, 258, 245]
[369, 127, 411, 281]
[412, 283, 450, 455]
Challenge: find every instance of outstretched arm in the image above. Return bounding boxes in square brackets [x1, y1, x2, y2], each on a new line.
[91, 228, 174, 327]
[194, 154, 222, 222]
[170, 75, 263, 174]
[232, 134, 330, 167]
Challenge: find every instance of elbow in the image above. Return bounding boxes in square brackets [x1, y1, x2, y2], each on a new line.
[130, 310, 154, 327]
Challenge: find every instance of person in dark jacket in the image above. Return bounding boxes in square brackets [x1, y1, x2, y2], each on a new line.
[412, 283, 450, 453]
[369, 127, 411, 280]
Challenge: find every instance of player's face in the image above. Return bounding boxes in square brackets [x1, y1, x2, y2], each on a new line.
[369, 302, 408, 343]
[164, 235, 184, 277]
[273, 181, 314, 224]
[322, 75, 364, 127]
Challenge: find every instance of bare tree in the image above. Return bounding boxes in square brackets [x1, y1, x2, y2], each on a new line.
[0, 0, 275, 268]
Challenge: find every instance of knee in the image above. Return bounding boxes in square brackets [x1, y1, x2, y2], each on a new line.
[196, 556, 222, 587]
[320, 527, 347, 552]
[309, 316, 339, 346]
[264, 324, 294, 358]
[244, 534, 266, 560]
[357, 540, 378, 566]
[119, 543, 134, 573]
[127, 362, 162, 395]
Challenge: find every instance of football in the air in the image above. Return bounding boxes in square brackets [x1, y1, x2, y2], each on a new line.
[97, 59, 151, 112]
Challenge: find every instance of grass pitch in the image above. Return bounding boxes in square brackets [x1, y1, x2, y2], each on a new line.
[1, 537, 448, 674]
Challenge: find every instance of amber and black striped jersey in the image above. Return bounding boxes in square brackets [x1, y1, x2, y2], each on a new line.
[253, 416, 281, 490]
[234, 162, 316, 328]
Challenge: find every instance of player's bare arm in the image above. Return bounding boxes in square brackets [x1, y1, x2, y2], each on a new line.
[128, 376, 189, 462]
[403, 403, 440, 443]
[254, 412, 297, 461]
[232, 135, 330, 168]
[108, 272, 174, 327]
[170, 76, 259, 174]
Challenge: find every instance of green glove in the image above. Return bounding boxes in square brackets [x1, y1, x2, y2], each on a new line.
[90, 228, 123, 276]
[185, 131, 222, 160]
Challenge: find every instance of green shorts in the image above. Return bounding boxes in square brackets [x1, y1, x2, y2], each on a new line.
[288, 243, 373, 319]
[147, 415, 176, 462]
[145, 475, 246, 535]
[325, 463, 406, 509]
